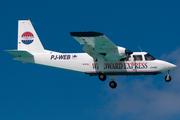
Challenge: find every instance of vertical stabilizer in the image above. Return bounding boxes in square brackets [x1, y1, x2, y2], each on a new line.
[18, 20, 44, 53]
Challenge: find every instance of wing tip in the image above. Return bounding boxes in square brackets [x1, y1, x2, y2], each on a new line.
[70, 31, 103, 37]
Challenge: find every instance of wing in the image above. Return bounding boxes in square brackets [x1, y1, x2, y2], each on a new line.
[70, 31, 126, 61]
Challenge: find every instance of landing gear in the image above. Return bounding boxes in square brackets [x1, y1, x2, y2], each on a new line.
[165, 75, 171, 82]
[165, 71, 171, 82]
[98, 74, 117, 89]
[109, 76, 117, 89]
[109, 81, 117, 89]
[98, 73, 106, 81]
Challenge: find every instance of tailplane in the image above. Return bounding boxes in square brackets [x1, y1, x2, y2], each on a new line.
[6, 50, 33, 57]
[18, 19, 44, 53]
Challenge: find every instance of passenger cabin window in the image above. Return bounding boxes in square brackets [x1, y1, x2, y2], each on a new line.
[133, 55, 143, 61]
[144, 54, 156, 61]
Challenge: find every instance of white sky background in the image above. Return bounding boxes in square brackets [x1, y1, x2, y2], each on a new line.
[100, 48, 180, 120]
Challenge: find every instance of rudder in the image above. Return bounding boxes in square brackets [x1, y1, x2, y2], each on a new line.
[18, 19, 44, 53]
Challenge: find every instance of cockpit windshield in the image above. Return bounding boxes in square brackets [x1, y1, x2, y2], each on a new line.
[144, 53, 156, 61]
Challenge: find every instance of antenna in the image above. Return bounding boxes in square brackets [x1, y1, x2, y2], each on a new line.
[128, 43, 131, 50]
[138, 46, 143, 52]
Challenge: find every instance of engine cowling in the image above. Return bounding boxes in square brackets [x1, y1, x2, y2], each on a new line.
[104, 46, 126, 61]
[117, 46, 126, 56]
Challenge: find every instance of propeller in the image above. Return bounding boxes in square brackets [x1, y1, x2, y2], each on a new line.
[126, 49, 133, 55]
[126, 44, 133, 55]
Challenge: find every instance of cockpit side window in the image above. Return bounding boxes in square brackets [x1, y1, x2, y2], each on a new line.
[133, 55, 143, 61]
[144, 54, 156, 61]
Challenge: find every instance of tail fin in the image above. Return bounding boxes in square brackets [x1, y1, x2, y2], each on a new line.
[18, 19, 44, 53]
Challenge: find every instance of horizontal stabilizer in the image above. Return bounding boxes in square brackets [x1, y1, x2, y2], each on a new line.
[6, 50, 33, 57]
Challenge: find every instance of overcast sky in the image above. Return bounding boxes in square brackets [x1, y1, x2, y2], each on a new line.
[1, 0, 180, 120]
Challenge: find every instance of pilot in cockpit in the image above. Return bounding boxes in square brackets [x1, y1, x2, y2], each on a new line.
[135, 57, 141, 61]
[133, 55, 142, 61]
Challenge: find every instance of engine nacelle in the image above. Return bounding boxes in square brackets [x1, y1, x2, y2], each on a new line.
[117, 46, 126, 56]
[105, 46, 126, 61]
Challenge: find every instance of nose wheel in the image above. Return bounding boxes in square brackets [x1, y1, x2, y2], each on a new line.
[165, 71, 172, 82]
[165, 75, 171, 82]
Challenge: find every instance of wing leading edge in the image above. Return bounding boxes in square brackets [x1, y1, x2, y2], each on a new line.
[70, 31, 126, 61]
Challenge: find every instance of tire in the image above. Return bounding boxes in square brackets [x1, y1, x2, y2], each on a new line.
[165, 75, 171, 82]
[98, 73, 106, 81]
[109, 81, 117, 89]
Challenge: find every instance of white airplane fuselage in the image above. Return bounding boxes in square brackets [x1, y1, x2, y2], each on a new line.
[14, 50, 176, 76]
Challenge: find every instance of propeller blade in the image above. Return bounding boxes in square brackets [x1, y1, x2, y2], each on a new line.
[126, 49, 133, 55]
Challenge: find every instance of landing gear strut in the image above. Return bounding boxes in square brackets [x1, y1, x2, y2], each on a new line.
[165, 70, 171, 82]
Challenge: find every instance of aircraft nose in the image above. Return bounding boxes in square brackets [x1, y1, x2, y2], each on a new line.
[166, 62, 177, 70]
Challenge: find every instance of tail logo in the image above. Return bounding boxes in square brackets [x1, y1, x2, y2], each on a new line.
[21, 32, 34, 45]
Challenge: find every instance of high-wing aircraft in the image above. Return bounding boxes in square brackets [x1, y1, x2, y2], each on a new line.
[6, 20, 177, 89]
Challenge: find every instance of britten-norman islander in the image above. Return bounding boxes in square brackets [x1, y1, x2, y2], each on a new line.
[6, 19, 177, 89]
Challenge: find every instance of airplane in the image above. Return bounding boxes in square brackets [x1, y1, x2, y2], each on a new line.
[6, 19, 177, 89]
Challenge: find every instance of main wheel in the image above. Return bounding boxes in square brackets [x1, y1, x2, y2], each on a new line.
[165, 75, 171, 82]
[98, 73, 106, 81]
[109, 81, 117, 89]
